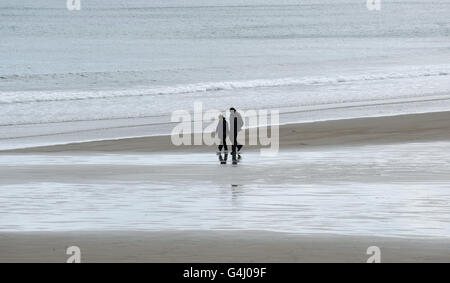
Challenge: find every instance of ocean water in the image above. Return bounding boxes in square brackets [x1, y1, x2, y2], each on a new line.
[1, 0, 450, 149]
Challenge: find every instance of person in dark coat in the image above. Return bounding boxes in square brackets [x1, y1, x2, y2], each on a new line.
[216, 114, 230, 153]
[229, 107, 244, 154]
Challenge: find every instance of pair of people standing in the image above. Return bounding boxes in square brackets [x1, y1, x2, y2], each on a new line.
[216, 107, 243, 155]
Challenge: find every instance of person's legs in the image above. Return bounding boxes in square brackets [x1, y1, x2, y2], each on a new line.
[218, 144, 223, 151]
[232, 134, 242, 153]
[236, 130, 243, 152]
[232, 117, 238, 154]
[223, 136, 228, 152]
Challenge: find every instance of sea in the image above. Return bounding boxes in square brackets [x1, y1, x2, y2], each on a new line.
[0, 0, 449, 149]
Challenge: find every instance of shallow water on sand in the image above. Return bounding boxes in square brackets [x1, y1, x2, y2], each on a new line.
[1, 141, 450, 238]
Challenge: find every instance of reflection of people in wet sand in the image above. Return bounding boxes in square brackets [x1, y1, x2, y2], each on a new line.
[232, 152, 242, 165]
[217, 151, 241, 165]
[229, 107, 244, 155]
[218, 152, 228, 164]
[216, 114, 230, 154]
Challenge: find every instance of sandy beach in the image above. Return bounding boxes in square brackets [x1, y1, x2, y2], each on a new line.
[1, 111, 450, 262]
[2, 230, 450, 263]
[5, 110, 450, 153]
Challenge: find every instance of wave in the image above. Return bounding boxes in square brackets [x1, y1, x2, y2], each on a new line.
[0, 68, 449, 104]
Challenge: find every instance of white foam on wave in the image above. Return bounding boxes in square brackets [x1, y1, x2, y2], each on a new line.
[1, 67, 449, 104]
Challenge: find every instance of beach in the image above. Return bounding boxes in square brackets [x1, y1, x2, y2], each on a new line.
[2, 112, 450, 262]
[6, 110, 450, 153]
[1, 0, 450, 263]
[2, 231, 450, 263]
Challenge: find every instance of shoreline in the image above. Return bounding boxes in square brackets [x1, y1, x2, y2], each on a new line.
[1, 230, 450, 263]
[3, 110, 450, 153]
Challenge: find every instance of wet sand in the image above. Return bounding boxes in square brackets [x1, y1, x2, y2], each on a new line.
[4, 111, 450, 153]
[1, 230, 450, 263]
[2, 111, 450, 262]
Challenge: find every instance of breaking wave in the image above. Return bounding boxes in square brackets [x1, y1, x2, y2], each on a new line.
[0, 68, 449, 104]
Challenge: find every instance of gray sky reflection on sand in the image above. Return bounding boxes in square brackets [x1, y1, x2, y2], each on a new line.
[1, 141, 450, 237]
